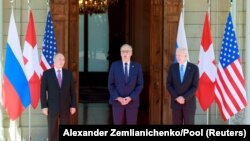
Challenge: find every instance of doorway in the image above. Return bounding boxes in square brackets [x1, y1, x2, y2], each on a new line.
[78, 0, 150, 124]
[78, 0, 126, 103]
[79, 12, 110, 103]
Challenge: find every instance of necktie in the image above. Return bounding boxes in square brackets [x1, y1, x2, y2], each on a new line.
[180, 65, 184, 83]
[57, 70, 62, 87]
[124, 63, 128, 82]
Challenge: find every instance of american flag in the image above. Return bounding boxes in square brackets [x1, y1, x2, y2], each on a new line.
[40, 11, 57, 73]
[214, 12, 247, 121]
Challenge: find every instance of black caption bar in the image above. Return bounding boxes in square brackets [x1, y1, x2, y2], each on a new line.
[59, 125, 250, 140]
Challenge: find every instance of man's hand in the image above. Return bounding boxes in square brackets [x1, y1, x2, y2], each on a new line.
[42, 108, 48, 116]
[70, 108, 76, 115]
[176, 96, 185, 104]
[123, 97, 132, 105]
[116, 97, 132, 105]
[116, 97, 125, 105]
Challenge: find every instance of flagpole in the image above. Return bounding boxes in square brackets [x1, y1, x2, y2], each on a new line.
[46, 0, 50, 12]
[182, 0, 185, 23]
[27, 1, 31, 140]
[10, 1, 18, 140]
[9, 1, 18, 140]
[207, 0, 211, 125]
[230, 0, 233, 12]
[229, 0, 236, 27]
[215, 0, 219, 122]
[229, 0, 233, 125]
[44, 3, 51, 141]
[208, 0, 211, 16]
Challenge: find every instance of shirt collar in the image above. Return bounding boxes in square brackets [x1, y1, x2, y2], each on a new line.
[179, 61, 187, 67]
[123, 61, 130, 66]
[54, 67, 62, 72]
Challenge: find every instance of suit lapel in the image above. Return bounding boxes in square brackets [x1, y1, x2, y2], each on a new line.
[51, 68, 60, 88]
[177, 64, 182, 84]
[118, 61, 126, 82]
[61, 69, 65, 88]
[128, 62, 135, 82]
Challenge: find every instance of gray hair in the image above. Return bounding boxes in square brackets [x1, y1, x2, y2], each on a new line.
[53, 52, 64, 60]
[120, 44, 133, 52]
[176, 47, 188, 55]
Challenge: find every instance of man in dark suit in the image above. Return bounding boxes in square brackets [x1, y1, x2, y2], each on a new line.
[108, 44, 144, 125]
[40, 53, 76, 141]
[167, 47, 199, 125]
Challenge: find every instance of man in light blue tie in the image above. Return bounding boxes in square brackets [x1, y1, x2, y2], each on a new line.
[180, 64, 184, 83]
[167, 47, 199, 125]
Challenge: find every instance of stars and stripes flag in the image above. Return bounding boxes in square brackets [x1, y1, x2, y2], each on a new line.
[196, 12, 216, 111]
[214, 12, 247, 121]
[23, 10, 41, 109]
[175, 11, 189, 62]
[2, 10, 31, 120]
[40, 11, 57, 73]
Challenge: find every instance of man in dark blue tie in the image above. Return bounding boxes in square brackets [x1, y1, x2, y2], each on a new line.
[167, 47, 199, 125]
[108, 44, 144, 125]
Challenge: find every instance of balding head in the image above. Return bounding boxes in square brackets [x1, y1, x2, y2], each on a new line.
[53, 53, 65, 69]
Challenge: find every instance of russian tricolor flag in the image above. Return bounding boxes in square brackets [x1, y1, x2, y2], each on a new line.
[175, 11, 189, 62]
[2, 10, 31, 120]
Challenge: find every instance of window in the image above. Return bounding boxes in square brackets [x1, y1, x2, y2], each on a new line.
[79, 13, 109, 72]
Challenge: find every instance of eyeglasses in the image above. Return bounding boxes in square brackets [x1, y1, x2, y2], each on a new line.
[120, 50, 132, 53]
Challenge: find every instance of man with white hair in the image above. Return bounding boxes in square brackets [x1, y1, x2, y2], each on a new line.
[167, 47, 199, 125]
[40, 53, 76, 141]
[108, 44, 144, 125]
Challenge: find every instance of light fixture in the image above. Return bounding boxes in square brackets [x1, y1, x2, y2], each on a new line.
[79, 0, 118, 15]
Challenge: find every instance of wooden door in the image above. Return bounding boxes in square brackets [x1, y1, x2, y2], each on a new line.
[149, 0, 182, 124]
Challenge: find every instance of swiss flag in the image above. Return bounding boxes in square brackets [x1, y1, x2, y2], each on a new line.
[23, 10, 41, 109]
[196, 12, 217, 111]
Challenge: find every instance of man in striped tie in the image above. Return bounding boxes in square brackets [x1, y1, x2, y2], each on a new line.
[167, 47, 199, 125]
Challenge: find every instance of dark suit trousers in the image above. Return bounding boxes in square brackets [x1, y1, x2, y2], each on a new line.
[48, 114, 69, 141]
[172, 108, 195, 125]
[112, 104, 138, 125]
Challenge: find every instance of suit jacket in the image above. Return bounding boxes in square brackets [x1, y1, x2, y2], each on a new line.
[108, 61, 144, 108]
[40, 68, 76, 116]
[167, 62, 199, 110]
